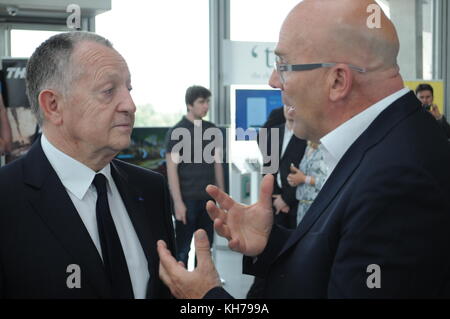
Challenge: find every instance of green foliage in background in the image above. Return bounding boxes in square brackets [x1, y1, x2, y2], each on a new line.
[134, 103, 184, 127]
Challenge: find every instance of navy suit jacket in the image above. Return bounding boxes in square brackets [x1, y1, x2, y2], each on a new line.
[206, 91, 450, 298]
[0, 139, 176, 298]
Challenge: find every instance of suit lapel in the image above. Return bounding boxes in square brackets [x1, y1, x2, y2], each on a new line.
[278, 124, 285, 159]
[110, 162, 158, 298]
[23, 141, 112, 298]
[277, 91, 421, 258]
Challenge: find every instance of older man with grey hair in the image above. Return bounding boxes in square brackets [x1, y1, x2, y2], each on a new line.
[0, 31, 175, 299]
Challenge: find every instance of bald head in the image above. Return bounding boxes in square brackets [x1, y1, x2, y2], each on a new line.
[271, 0, 405, 142]
[281, 0, 399, 72]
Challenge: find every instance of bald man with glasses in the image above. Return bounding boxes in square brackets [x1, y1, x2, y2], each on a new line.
[157, 0, 450, 299]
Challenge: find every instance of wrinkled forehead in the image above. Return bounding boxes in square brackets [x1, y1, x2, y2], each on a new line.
[71, 41, 130, 81]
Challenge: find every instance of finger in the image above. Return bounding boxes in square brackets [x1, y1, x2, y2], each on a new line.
[206, 184, 236, 211]
[228, 237, 242, 252]
[259, 174, 274, 209]
[159, 262, 181, 299]
[194, 229, 213, 269]
[206, 200, 226, 222]
[214, 218, 232, 239]
[159, 260, 171, 286]
[158, 242, 173, 286]
[290, 165, 299, 173]
[157, 240, 180, 276]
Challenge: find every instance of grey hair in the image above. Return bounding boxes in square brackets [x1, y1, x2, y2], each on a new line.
[25, 31, 113, 126]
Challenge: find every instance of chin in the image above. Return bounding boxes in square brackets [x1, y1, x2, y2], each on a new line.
[293, 129, 307, 140]
[292, 122, 305, 140]
[112, 136, 132, 152]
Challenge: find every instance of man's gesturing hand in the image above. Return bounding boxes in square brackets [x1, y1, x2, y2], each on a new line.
[205, 174, 275, 257]
[157, 229, 221, 299]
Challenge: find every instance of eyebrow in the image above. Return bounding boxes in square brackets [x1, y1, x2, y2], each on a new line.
[96, 71, 131, 84]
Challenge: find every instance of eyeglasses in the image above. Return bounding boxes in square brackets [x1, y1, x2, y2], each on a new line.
[274, 57, 366, 84]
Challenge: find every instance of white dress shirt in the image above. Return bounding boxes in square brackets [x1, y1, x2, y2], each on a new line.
[41, 134, 149, 299]
[277, 123, 294, 188]
[320, 88, 410, 180]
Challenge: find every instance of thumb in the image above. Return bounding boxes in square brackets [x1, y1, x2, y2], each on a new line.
[194, 229, 212, 268]
[290, 165, 299, 173]
[259, 174, 274, 210]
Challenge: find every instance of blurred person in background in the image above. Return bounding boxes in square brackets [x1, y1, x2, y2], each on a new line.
[287, 141, 328, 226]
[415, 83, 450, 139]
[0, 89, 12, 155]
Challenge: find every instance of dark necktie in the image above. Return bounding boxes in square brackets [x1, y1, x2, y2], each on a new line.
[93, 173, 134, 299]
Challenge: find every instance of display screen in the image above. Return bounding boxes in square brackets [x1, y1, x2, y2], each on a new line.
[235, 89, 282, 140]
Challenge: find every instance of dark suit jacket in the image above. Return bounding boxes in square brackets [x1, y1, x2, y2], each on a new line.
[262, 106, 285, 129]
[269, 124, 307, 209]
[258, 123, 306, 229]
[0, 139, 176, 299]
[206, 91, 450, 298]
[438, 115, 450, 139]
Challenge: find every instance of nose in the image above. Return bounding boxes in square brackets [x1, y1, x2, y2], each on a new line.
[269, 69, 283, 90]
[118, 88, 136, 115]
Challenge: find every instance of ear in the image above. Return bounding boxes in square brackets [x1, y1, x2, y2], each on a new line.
[328, 65, 353, 102]
[187, 104, 193, 113]
[38, 89, 64, 125]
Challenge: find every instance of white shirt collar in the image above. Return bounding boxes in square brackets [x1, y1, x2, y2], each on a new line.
[320, 88, 410, 174]
[41, 134, 113, 200]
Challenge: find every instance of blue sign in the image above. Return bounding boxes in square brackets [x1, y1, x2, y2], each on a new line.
[235, 89, 282, 140]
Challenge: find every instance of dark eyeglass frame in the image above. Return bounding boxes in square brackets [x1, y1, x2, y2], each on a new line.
[274, 60, 366, 83]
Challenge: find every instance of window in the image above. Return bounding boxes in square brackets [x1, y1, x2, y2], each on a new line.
[96, 0, 210, 127]
[231, 0, 389, 43]
[11, 29, 63, 57]
[230, 0, 300, 42]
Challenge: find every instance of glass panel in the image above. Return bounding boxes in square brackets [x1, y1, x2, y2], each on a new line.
[11, 29, 62, 57]
[377, 0, 391, 18]
[230, 0, 300, 42]
[385, 0, 438, 80]
[421, 0, 434, 80]
[231, 0, 388, 43]
[96, 0, 210, 127]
